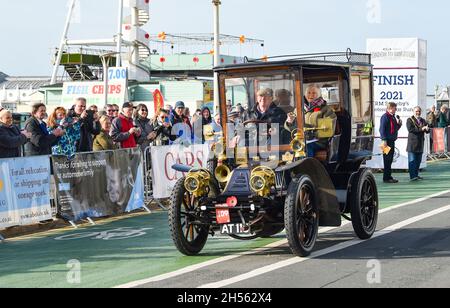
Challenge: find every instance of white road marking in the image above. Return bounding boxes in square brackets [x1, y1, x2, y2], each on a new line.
[115, 189, 450, 288]
[115, 227, 343, 288]
[200, 204, 450, 288]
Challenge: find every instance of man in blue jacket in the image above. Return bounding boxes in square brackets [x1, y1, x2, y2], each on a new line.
[380, 102, 402, 183]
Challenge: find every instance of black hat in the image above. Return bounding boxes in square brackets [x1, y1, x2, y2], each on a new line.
[122, 102, 134, 109]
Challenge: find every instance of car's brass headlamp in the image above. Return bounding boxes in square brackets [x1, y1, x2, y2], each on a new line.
[184, 169, 211, 197]
[250, 166, 276, 197]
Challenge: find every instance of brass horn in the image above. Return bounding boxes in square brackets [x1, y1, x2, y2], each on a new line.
[214, 164, 232, 185]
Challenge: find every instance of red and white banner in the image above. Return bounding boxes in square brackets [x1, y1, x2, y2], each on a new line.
[151, 144, 210, 199]
[62, 68, 128, 107]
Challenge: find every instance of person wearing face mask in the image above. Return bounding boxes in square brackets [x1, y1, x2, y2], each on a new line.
[406, 106, 430, 181]
[24, 103, 65, 156]
[111, 102, 141, 149]
[0, 109, 31, 158]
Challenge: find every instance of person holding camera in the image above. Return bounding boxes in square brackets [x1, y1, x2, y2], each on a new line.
[111, 102, 141, 149]
[68, 98, 100, 153]
[47, 106, 80, 157]
[407, 106, 430, 181]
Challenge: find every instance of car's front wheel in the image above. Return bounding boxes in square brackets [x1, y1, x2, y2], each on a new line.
[169, 178, 209, 256]
[350, 169, 379, 240]
[284, 175, 319, 257]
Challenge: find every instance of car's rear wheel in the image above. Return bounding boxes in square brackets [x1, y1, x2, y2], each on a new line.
[169, 178, 209, 256]
[350, 169, 379, 239]
[284, 175, 319, 257]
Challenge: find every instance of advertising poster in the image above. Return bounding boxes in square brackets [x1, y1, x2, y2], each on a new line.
[52, 148, 144, 222]
[151, 144, 210, 199]
[0, 156, 52, 229]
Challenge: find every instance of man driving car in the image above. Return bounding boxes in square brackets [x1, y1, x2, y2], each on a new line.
[243, 88, 287, 126]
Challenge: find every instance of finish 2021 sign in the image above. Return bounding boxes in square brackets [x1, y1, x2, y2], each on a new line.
[367, 38, 428, 170]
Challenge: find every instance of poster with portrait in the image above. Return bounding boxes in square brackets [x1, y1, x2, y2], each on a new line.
[52, 148, 144, 222]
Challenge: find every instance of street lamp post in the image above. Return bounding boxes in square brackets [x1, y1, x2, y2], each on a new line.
[212, 0, 221, 114]
[116, 0, 124, 67]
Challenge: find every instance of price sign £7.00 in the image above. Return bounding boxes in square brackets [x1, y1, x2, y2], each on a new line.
[108, 68, 128, 81]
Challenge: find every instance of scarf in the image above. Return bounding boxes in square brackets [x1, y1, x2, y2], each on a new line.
[385, 112, 397, 134]
[307, 98, 326, 113]
[39, 121, 49, 136]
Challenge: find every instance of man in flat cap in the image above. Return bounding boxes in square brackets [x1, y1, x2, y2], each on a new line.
[243, 88, 287, 125]
[239, 88, 288, 146]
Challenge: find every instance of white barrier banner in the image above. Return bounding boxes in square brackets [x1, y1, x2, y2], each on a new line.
[0, 156, 52, 230]
[151, 144, 210, 199]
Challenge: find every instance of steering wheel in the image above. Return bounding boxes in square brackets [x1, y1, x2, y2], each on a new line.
[242, 119, 268, 126]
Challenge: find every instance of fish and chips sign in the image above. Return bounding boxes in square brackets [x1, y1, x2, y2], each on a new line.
[62, 68, 128, 106]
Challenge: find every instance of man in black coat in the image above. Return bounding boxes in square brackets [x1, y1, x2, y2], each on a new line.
[24, 103, 64, 156]
[407, 106, 430, 181]
[241, 88, 288, 147]
[68, 98, 101, 152]
[0, 110, 31, 158]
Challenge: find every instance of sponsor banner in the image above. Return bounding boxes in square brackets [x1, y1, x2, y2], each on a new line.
[367, 38, 427, 69]
[52, 148, 144, 222]
[0, 156, 52, 230]
[151, 144, 210, 199]
[62, 67, 128, 106]
[432, 128, 446, 153]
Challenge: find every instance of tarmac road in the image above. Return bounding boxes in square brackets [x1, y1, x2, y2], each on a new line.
[1, 160, 450, 288]
[122, 190, 450, 288]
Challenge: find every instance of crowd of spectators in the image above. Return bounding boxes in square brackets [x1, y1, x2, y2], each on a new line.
[0, 98, 224, 160]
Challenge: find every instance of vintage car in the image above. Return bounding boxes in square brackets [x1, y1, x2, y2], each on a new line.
[169, 51, 378, 257]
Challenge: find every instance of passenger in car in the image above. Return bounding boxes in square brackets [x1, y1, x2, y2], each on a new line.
[285, 84, 337, 158]
[274, 89, 295, 114]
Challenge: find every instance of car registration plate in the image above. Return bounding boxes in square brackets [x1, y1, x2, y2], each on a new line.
[220, 223, 250, 235]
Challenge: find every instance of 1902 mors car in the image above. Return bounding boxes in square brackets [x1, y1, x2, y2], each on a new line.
[169, 52, 378, 257]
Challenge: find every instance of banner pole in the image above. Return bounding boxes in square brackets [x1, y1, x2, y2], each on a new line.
[86, 218, 96, 225]
[142, 205, 152, 214]
[0, 233, 5, 243]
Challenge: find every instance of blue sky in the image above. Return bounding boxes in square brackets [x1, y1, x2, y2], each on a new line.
[0, 0, 448, 92]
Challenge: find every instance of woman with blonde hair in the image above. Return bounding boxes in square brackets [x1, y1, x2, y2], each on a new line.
[47, 107, 80, 157]
[93, 115, 118, 151]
